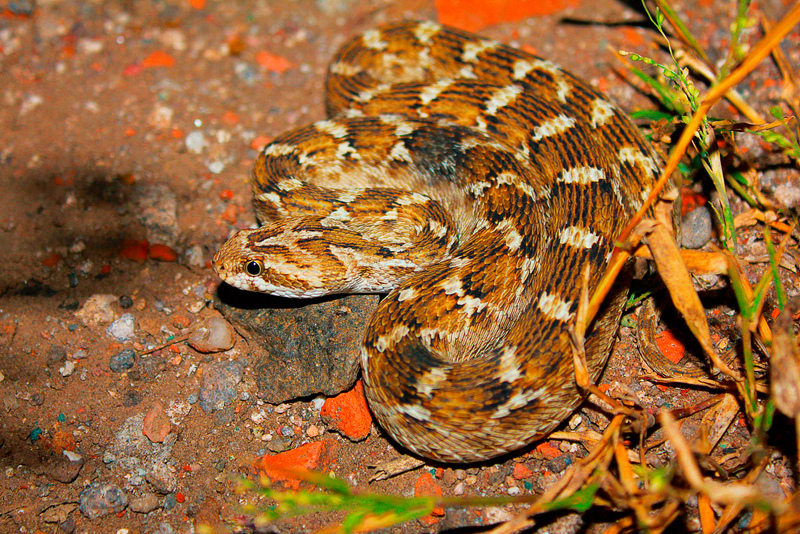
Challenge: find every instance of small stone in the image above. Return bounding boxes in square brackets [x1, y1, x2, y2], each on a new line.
[414, 472, 444, 527]
[512, 462, 533, 480]
[142, 403, 171, 443]
[185, 131, 206, 154]
[60, 516, 77, 533]
[107, 313, 135, 341]
[48, 453, 84, 484]
[149, 244, 178, 262]
[188, 317, 235, 353]
[184, 245, 205, 268]
[48, 345, 67, 365]
[63, 450, 82, 462]
[306, 425, 320, 438]
[119, 295, 134, 309]
[252, 440, 338, 490]
[267, 435, 291, 453]
[59, 360, 75, 377]
[320, 380, 372, 441]
[109, 349, 136, 373]
[146, 462, 177, 494]
[79, 482, 128, 519]
[129, 492, 160, 514]
[681, 206, 713, 249]
[198, 360, 243, 412]
[41, 503, 77, 524]
[74, 294, 117, 326]
[135, 183, 180, 247]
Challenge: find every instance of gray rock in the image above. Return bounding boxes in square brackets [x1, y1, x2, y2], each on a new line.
[79, 482, 128, 519]
[107, 313, 135, 342]
[134, 183, 179, 247]
[146, 461, 177, 494]
[109, 349, 136, 373]
[681, 206, 713, 249]
[198, 360, 243, 412]
[215, 289, 375, 403]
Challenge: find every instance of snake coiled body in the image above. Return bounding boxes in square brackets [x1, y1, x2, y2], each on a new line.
[213, 21, 661, 462]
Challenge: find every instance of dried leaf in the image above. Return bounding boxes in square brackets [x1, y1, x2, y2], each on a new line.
[645, 203, 739, 380]
[772, 304, 800, 419]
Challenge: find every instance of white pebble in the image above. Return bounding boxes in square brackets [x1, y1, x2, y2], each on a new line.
[185, 131, 206, 154]
[107, 313, 135, 341]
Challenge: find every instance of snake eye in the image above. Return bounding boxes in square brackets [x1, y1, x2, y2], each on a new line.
[245, 260, 263, 276]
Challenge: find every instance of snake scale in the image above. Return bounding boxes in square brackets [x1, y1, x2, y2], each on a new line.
[213, 21, 661, 462]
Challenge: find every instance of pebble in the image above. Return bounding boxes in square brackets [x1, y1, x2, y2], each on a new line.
[79, 482, 128, 519]
[60, 516, 77, 533]
[135, 184, 180, 247]
[142, 403, 171, 443]
[146, 461, 177, 494]
[185, 131, 206, 154]
[184, 245, 205, 268]
[120, 295, 134, 309]
[681, 206, 713, 249]
[253, 440, 339, 490]
[107, 313, 136, 341]
[161, 494, 178, 511]
[320, 381, 372, 441]
[48, 453, 84, 484]
[48, 345, 67, 365]
[129, 492, 160, 514]
[267, 435, 292, 453]
[59, 360, 76, 377]
[109, 349, 136, 373]
[198, 360, 244, 412]
[188, 317, 236, 353]
[74, 294, 117, 326]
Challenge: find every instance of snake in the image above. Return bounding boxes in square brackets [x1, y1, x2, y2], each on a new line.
[213, 21, 662, 463]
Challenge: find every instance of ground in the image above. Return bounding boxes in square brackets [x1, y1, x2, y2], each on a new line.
[0, 1, 799, 533]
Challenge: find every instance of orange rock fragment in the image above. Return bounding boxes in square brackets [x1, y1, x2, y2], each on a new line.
[249, 135, 272, 151]
[50, 430, 77, 453]
[655, 328, 686, 364]
[255, 50, 293, 73]
[149, 243, 178, 262]
[41, 253, 62, 267]
[436, 0, 579, 32]
[120, 239, 149, 262]
[535, 441, 561, 459]
[512, 462, 533, 480]
[142, 403, 171, 443]
[414, 472, 444, 526]
[142, 50, 175, 69]
[252, 439, 338, 490]
[218, 204, 239, 225]
[320, 380, 372, 441]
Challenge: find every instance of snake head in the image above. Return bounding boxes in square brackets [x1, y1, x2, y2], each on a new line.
[212, 220, 356, 299]
[212, 226, 326, 298]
